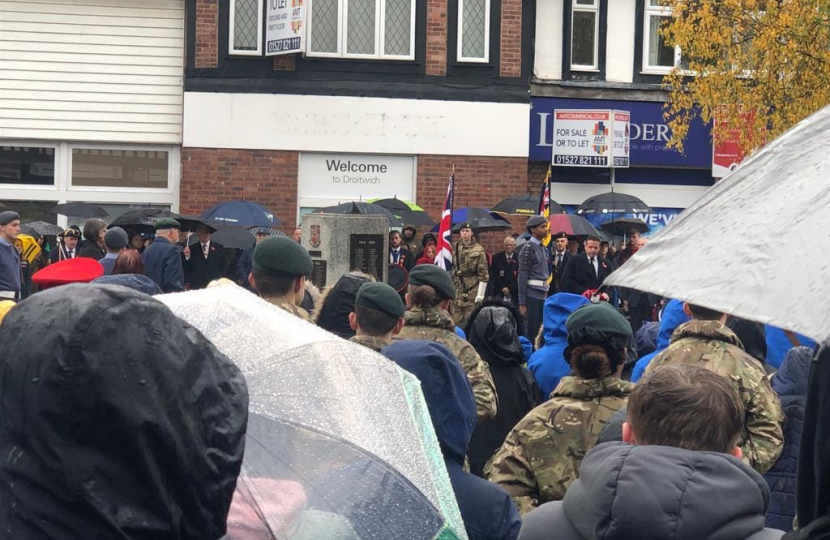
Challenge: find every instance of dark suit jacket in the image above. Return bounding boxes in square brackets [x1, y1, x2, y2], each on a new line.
[561, 253, 612, 295]
[184, 241, 225, 290]
[551, 249, 572, 292]
[489, 251, 519, 301]
[49, 245, 79, 263]
[389, 247, 415, 272]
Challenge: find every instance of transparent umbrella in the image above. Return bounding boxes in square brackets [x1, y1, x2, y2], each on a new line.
[161, 285, 468, 540]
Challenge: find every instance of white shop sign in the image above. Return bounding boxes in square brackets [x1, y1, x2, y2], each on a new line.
[552, 109, 630, 168]
[298, 153, 416, 202]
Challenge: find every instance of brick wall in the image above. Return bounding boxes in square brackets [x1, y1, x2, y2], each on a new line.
[195, 0, 219, 69]
[426, 0, 448, 76]
[180, 148, 300, 231]
[499, 0, 522, 77]
[273, 55, 297, 71]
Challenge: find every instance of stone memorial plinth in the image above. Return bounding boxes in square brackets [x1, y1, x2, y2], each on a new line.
[302, 214, 389, 289]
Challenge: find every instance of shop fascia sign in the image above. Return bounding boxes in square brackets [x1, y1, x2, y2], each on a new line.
[298, 153, 416, 201]
[265, 0, 305, 56]
[551, 109, 630, 168]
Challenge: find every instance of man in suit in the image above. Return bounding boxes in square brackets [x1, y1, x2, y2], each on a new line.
[183, 224, 225, 290]
[561, 235, 612, 296]
[489, 235, 519, 305]
[550, 231, 572, 294]
[389, 230, 415, 271]
[619, 236, 658, 332]
[50, 226, 81, 263]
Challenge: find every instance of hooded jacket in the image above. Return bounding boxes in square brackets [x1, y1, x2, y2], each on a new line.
[765, 346, 812, 531]
[465, 301, 543, 477]
[0, 284, 249, 540]
[631, 299, 690, 382]
[527, 293, 590, 397]
[382, 341, 521, 540]
[518, 442, 784, 540]
[314, 272, 372, 338]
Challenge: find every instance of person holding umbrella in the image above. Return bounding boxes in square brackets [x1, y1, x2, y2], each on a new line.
[183, 223, 225, 290]
[452, 223, 490, 327]
[0, 211, 22, 302]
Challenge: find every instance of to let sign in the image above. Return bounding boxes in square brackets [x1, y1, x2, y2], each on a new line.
[265, 0, 304, 56]
[551, 110, 630, 168]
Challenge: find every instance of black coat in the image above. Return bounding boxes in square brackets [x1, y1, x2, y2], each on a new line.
[76, 239, 104, 260]
[142, 237, 185, 293]
[489, 252, 519, 301]
[389, 247, 415, 271]
[560, 253, 612, 295]
[551, 249, 572, 293]
[184, 241, 225, 290]
[49, 244, 79, 263]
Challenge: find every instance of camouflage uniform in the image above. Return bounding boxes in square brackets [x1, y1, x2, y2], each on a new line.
[646, 320, 784, 474]
[397, 306, 498, 420]
[349, 334, 391, 352]
[266, 298, 316, 324]
[451, 240, 489, 327]
[485, 376, 633, 515]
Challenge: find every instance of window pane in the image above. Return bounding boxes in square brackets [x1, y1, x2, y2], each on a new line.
[71, 149, 168, 189]
[648, 15, 674, 67]
[575, 0, 595, 4]
[233, 0, 260, 51]
[571, 11, 596, 67]
[384, 0, 412, 56]
[311, 0, 339, 53]
[461, 0, 487, 59]
[0, 146, 54, 185]
[347, 0, 377, 54]
[0, 200, 56, 224]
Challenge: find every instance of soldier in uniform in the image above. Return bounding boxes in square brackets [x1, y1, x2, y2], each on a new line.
[451, 223, 489, 327]
[348, 282, 406, 352]
[518, 216, 551, 341]
[397, 265, 498, 421]
[646, 303, 784, 474]
[248, 236, 315, 323]
[485, 302, 634, 515]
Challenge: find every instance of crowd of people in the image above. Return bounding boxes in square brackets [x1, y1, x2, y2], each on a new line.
[0, 206, 827, 540]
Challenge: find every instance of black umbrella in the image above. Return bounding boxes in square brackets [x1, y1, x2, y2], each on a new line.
[600, 218, 650, 236]
[110, 209, 213, 234]
[492, 194, 565, 216]
[577, 192, 652, 216]
[315, 202, 403, 227]
[49, 202, 108, 218]
[21, 221, 63, 237]
[189, 225, 255, 250]
[369, 198, 436, 227]
[449, 207, 512, 233]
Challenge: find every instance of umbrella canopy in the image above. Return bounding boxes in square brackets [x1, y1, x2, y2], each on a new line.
[161, 286, 469, 540]
[21, 221, 63, 237]
[548, 214, 601, 237]
[315, 202, 404, 227]
[605, 104, 830, 343]
[48, 202, 108, 218]
[492, 194, 565, 216]
[427, 207, 512, 233]
[600, 217, 650, 236]
[201, 200, 282, 228]
[189, 224, 255, 250]
[576, 192, 652, 216]
[110, 209, 212, 233]
[369, 198, 436, 227]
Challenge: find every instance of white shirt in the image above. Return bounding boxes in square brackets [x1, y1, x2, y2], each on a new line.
[202, 240, 211, 258]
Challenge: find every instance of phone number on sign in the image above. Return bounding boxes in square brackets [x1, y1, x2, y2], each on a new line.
[553, 155, 609, 166]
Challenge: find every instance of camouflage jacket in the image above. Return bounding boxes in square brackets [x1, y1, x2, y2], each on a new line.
[349, 334, 391, 352]
[647, 320, 784, 474]
[397, 307, 498, 420]
[265, 297, 316, 325]
[452, 241, 489, 306]
[485, 376, 633, 515]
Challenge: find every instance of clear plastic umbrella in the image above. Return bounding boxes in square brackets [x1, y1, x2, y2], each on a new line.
[161, 285, 468, 540]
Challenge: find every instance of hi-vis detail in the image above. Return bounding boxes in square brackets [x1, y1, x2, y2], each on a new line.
[266, 0, 305, 56]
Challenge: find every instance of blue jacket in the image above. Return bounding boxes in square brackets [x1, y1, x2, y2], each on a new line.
[382, 341, 521, 540]
[764, 346, 811, 531]
[631, 299, 690, 382]
[98, 254, 118, 276]
[764, 326, 815, 369]
[527, 293, 590, 397]
[141, 237, 184, 293]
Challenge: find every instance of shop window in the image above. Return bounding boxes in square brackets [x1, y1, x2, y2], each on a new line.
[0, 146, 55, 186]
[71, 149, 169, 190]
[308, 0, 415, 59]
[457, 0, 490, 62]
[571, 0, 599, 70]
[230, 0, 264, 55]
[642, 0, 678, 73]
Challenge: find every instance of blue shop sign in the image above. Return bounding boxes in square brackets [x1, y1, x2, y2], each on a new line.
[531, 97, 712, 168]
[561, 205, 684, 238]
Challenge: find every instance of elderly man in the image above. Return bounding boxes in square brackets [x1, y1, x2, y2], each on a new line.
[50, 226, 81, 263]
[183, 223, 225, 290]
[490, 235, 519, 306]
[142, 218, 185, 293]
[0, 211, 22, 301]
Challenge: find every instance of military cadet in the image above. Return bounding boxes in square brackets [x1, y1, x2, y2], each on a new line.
[248, 236, 315, 323]
[518, 215, 551, 341]
[0, 211, 22, 302]
[645, 303, 785, 474]
[142, 218, 185, 293]
[486, 302, 634, 515]
[451, 223, 489, 327]
[397, 265, 498, 421]
[348, 282, 406, 352]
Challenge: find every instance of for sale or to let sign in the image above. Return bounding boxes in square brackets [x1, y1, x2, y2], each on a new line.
[551, 109, 630, 168]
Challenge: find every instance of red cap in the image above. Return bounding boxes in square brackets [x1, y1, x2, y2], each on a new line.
[32, 258, 105, 289]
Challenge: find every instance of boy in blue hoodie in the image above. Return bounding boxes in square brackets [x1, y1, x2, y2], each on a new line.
[630, 299, 690, 382]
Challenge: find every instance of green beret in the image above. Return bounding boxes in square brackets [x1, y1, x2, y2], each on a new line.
[154, 218, 181, 231]
[356, 282, 405, 318]
[253, 236, 312, 277]
[566, 302, 632, 340]
[409, 265, 455, 300]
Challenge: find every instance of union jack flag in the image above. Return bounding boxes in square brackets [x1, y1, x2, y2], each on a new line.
[434, 171, 455, 271]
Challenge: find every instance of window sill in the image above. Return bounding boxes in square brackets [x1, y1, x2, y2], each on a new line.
[570, 67, 600, 73]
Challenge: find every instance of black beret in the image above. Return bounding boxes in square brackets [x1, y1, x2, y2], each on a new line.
[253, 236, 312, 277]
[356, 282, 405, 318]
[458, 222, 473, 231]
[551, 231, 568, 240]
[154, 218, 181, 231]
[409, 265, 455, 300]
[0, 211, 20, 225]
[526, 215, 547, 228]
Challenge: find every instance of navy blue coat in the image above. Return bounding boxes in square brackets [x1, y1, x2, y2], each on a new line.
[382, 341, 521, 540]
[765, 346, 812, 531]
[141, 237, 184, 293]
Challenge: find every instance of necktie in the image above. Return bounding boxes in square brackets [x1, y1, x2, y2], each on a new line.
[68, 250, 74, 259]
[589, 257, 597, 277]
[203, 243, 209, 258]
[556, 253, 562, 267]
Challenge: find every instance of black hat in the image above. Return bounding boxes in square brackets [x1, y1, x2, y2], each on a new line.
[0, 211, 20, 225]
[526, 215, 547, 228]
[104, 227, 129, 249]
[458, 222, 474, 231]
[409, 265, 455, 300]
[551, 231, 568, 240]
[154, 218, 181, 231]
[356, 282, 405, 318]
[252, 236, 313, 278]
[60, 226, 81, 239]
